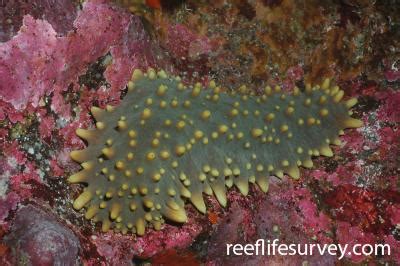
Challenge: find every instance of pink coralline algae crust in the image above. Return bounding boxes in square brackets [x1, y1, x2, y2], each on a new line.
[206, 182, 337, 265]
[385, 69, 400, 82]
[0, 192, 20, 225]
[0, 0, 399, 265]
[162, 23, 219, 79]
[0, 140, 40, 226]
[0, 0, 79, 42]
[104, 18, 156, 98]
[378, 90, 400, 123]
[91, 235, 136, 265]
[324, 184, 399, 233]
[0, 0, 160, 264]
[0, 0, 153, 110]
[384, 235, 400, 262]
[165, 24, 215, 60]
[3, 205, 80, 266]
[0, 16, 65, 109]
[335, 221, 376, 263]
[91, 220, 203, 264]
[131, 219, 204, 258]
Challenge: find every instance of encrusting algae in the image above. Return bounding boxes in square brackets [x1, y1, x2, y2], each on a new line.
[69, 68, 362, 235]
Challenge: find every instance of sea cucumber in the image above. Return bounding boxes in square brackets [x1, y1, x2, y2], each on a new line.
[69, 68, 362, 235]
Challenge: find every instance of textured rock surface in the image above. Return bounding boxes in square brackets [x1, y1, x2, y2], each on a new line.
[4, 205, 80, 266]
[0, 0, 399, 265]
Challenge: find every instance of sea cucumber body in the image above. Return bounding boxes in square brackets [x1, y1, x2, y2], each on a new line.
[69, 69, 361, 235]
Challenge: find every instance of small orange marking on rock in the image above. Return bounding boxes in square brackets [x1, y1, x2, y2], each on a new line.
[208, 211, 218, 224]
[146, 0, 161, 9]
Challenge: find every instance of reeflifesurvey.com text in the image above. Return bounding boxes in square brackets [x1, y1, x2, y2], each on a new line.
[226, 239, 391, 260]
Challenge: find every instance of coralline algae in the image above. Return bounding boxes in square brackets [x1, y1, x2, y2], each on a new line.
[69, 68, 362, 235]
